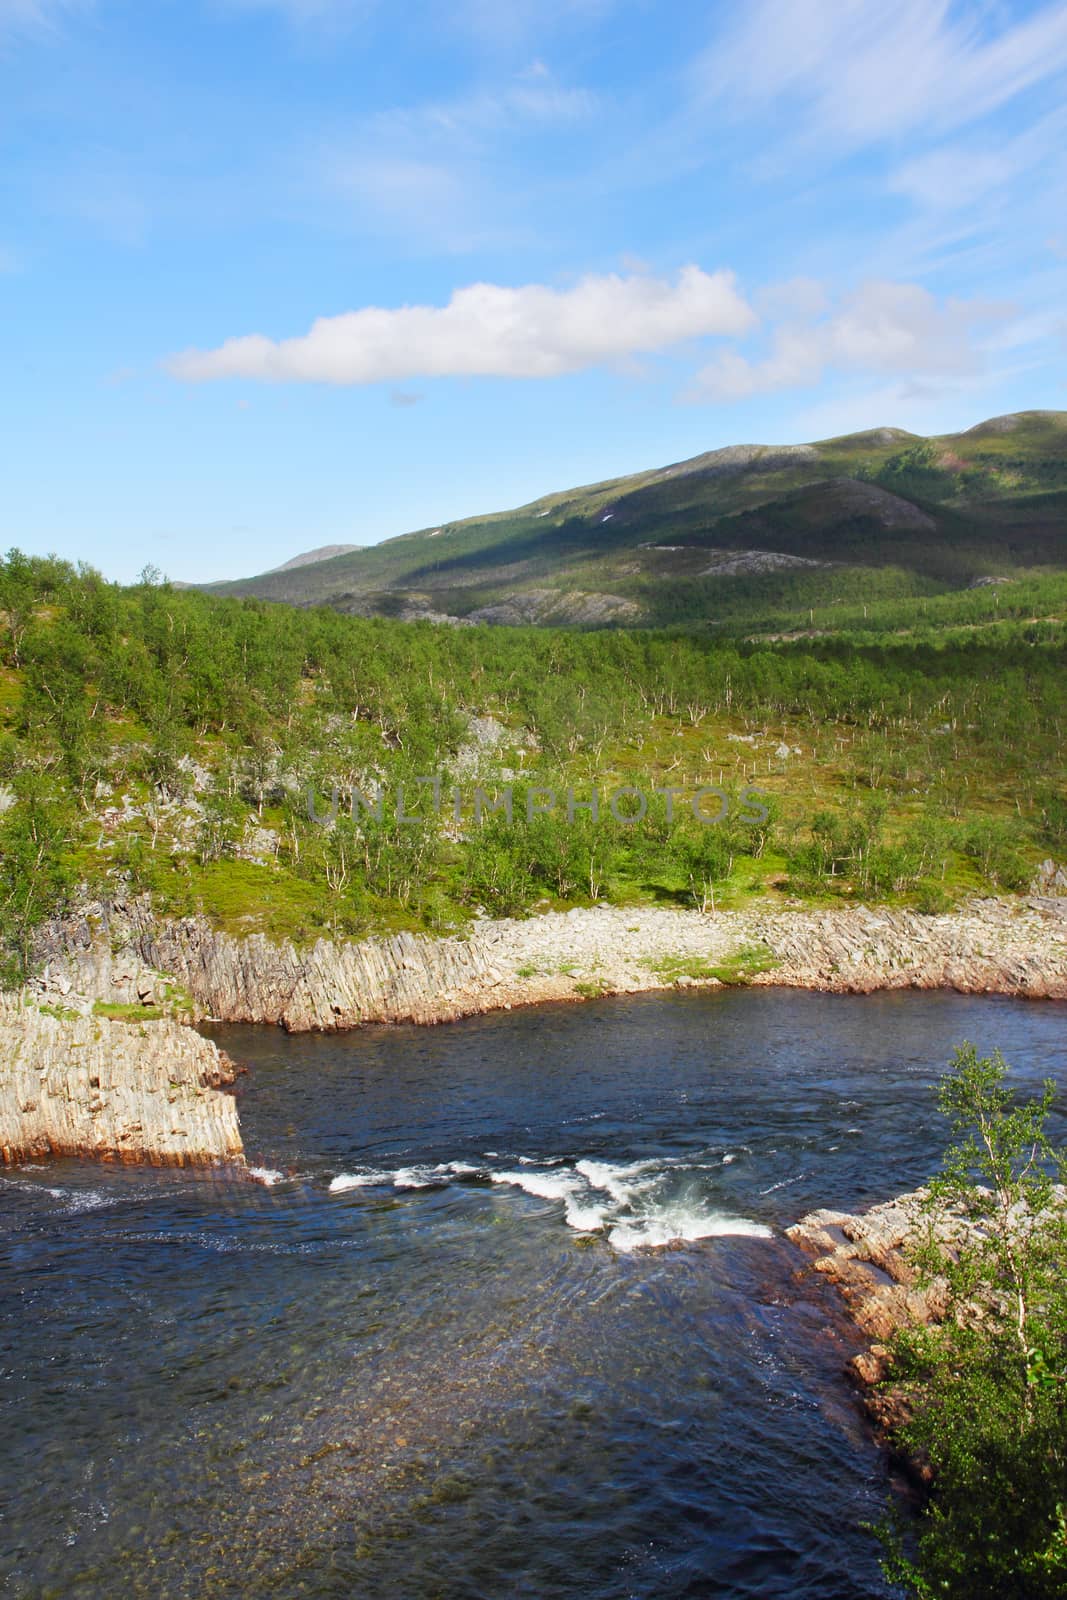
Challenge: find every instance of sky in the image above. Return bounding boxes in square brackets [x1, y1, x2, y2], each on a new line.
[2, 0, 1066, 583]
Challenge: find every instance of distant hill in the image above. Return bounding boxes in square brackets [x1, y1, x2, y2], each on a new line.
[267, 544, 363, 573]
[200, 411, 1067, 633]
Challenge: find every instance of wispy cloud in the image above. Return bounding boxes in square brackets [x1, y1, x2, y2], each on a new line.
[44, 146, 148, 245]
[446, 0, 616, 51]
[215, 0, 373, 27]
[888, 105, 1067, 213]
[698, 0, 1067, 148]
[321, 65, 597, 249]
[687, 280, 1007, 403]
[356, 70, 597, 144]
[168, 265, 755, 384]
[216, 0, 612, 42]
[0, 0, 86, 41]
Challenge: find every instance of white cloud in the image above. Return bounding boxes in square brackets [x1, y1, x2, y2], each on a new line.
[687, 280, 1006, 402]
[699, 0, 1067, 147]
[168, 265, 755, 384]
[755, 276, 828, 319]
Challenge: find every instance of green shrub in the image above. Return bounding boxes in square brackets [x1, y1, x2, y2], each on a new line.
[877, 1045, 1067, 1598]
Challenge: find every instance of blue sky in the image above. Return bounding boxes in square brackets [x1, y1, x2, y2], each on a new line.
[2, 0, 1066, 582]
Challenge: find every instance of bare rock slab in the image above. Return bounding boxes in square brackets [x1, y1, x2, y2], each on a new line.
[0, 996, 243, 1167]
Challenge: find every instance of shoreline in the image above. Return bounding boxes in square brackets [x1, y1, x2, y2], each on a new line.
[5, 894, 1064, 1168]
[787, 1191, 942, 1486]
[0, 993, 244, 1167]
[30, 893, 1067, 1034]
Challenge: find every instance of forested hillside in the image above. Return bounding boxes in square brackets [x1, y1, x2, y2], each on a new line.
[1, 551, 1063, 983]
[202, 411, 1067, 637]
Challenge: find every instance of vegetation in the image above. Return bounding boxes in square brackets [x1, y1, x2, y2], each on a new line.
[92, 1000, 165, 1021]
[200, 411, 1067, 640]
[0, 536, 1062, 979]
[641, 944, 774, 984]
[878, 1046, 1067, 1598]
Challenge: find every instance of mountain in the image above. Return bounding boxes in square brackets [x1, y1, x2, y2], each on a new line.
[268, 543, 363, 572]
[201, 411, 1067, 633]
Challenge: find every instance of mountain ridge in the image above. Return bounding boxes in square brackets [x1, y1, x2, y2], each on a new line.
[200, 411, 1067, 632]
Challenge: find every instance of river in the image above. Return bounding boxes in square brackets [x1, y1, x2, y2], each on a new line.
[2, 989, 1064, 1598]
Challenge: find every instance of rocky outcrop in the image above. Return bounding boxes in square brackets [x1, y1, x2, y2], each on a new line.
[748, 897, 1067, 998]
[1031, 858, 1067, 897]
[788, 1191, 947, 1345]
[788, 1191, 945, 1477]
[0, 995, 243, 1166]
[788, 1186, 1067, 1480]
[33, 900, 509, 1031]
[29, 893, 1067, 1033]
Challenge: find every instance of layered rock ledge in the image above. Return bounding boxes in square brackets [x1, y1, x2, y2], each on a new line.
[788, 1186, 1066, 1478]
[789, 1192, 942, 1365]
[30, 893, 1067, 1032]
[0, 995, 243, 1166]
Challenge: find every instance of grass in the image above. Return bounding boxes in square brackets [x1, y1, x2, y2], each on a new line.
[204, 414, 1067, 628]
[643, 943, 776, 986]
[93, 1000, 164, 1021]
[145, 857, 334, 945]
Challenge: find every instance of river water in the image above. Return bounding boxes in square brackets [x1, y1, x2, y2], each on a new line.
[2, 989, 1064, 1599]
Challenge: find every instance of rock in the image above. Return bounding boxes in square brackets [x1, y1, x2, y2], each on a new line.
[1030, 858, 1067, 896]
[787, 1191, 948, 1342]
[697, 550, 828, 578]
[467, 590, 642, 628]
[0, 995, 243, 1166]
[26, 893, 1067, 1035]
[788, 1185, 1065, 1487]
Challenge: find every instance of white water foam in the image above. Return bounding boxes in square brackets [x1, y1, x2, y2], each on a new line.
[607, 1208, 772, 1252]
[574, 1157, 657, 1206]
[563, 1198, 611, 1232]
[492, 1155, 770, 1251]
[328, 1149, 772, 1252]
[249, 1167, 285, 1187]
[758, 1173, 804, 1196]
[490, 1169, 583, 1202]
[63, 1189, 114, 1213]
[393, 1166, 449, 1190]
[329, 1170, 392, 1193]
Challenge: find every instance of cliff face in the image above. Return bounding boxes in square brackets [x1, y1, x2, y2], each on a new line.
[33, 900, 509, 1030]
[0, 996, 243, 1166]
[29, 893, 1067, 1034]
[747, 898, 1067, 998]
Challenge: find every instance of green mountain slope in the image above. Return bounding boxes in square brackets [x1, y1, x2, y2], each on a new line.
[201, 411, 1067, 634]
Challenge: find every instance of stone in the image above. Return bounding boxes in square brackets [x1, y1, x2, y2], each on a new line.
[0, 996, 243, 1166]
[25, 892, 1067, 1037]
